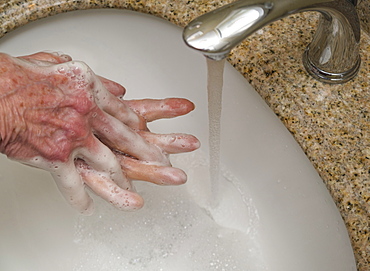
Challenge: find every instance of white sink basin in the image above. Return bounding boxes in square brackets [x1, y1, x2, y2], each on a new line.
[0, 9, 356, 271]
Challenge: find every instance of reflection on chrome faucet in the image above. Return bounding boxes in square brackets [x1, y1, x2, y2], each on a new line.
[183, 0, 361, 84]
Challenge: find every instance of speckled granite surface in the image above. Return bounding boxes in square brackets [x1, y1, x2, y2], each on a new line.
[0, 0, 368, 270]
[358, 0, 370, 35]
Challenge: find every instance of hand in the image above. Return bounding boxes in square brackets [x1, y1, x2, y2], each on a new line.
[0, 52, 200, 214]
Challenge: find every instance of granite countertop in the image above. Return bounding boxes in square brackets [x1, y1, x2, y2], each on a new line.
[0, 0, 368, 270]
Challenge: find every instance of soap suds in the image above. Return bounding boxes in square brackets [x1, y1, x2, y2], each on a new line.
[72, 151, 266, 271]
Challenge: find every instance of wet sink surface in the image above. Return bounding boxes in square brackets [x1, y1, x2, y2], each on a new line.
[0, 9, 356, 271]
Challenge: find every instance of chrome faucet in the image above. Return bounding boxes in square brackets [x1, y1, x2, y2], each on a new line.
[183, 0, 361, 84]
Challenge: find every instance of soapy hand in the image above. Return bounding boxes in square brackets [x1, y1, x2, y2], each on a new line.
[0, 52, 200, 214]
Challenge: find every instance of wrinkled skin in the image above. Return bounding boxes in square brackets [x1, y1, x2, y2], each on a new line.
[0, 52, 200, 214]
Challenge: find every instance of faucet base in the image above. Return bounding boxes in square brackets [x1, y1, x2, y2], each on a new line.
[302, 49, 361, 84]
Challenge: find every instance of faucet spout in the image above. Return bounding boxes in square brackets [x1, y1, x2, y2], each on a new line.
[183, 0, 361, 84]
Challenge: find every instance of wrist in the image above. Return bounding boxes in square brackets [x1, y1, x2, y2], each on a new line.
[0, 91, 25, 154]
[0, 54, 27, 154]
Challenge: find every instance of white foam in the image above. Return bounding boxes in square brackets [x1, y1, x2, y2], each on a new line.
[72, 151, 266, 271]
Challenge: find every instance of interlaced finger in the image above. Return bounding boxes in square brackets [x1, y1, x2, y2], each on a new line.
[76, 160, 144, 211]
[75, 136, 132, 190]
[137, 131, 200, 154]
[116, 154, 187, 186]
[50, 159, 94, 215]
[91, 109, 170, 165]
[97, 75, 126, 97]
[94, 87, 147, 131]
[124, 98, 195, 122]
